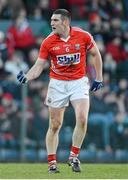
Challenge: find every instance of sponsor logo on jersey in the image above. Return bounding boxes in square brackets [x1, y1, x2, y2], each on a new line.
[75, 44, 80, 50]
[57, 53, 80, 66]
[53, 46, 60, 51]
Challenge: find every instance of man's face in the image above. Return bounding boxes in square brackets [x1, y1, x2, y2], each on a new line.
[51, 14, 66, 35]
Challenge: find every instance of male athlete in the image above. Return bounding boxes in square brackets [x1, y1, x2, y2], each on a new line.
[17, 9, 103, 173]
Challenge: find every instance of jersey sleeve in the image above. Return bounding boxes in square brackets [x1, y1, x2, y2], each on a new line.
[38, 40, 49, 60]
[85, 32, 94, 51]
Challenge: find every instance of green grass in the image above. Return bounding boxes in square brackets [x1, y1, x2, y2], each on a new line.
[0, 163, 128, 179]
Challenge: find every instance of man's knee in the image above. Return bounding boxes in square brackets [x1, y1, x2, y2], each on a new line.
[77, 114, 88, 128]
[49, 107, 65, 133]
[50, 120, 62, 133]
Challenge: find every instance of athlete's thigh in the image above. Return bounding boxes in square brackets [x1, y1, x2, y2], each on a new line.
[71, 99, 90, 123]
[45, 78, 69, 108]
[49, 107, 66, 128]
[69, 77, 90, 101]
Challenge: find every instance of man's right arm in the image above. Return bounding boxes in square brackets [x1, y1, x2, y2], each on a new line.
[26, 58, 46, 81]
[17, 58, 47, 83]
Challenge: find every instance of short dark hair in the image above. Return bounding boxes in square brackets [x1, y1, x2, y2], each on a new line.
[53, 9, 71, 21]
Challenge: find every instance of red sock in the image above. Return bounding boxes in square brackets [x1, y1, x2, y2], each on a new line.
[48, 154, 56, 167]
[69, 146, 80, 159]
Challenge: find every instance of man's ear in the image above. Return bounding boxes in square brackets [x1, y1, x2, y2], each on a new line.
[64, 19, 69, 26]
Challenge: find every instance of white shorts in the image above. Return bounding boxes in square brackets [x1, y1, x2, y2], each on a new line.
[45, 77, 90, 108]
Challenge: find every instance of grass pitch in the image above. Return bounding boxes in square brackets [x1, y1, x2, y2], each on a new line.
[0, 163, 128, 179]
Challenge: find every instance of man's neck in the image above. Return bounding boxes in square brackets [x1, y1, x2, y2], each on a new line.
[60, 26, 70, 39]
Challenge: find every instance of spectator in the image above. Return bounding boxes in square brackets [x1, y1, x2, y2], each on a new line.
[6, 8, 37, 59]
[27, 106, 49, 147]
[0, 31, 8, 62]
[94, 34, 105, 56]
[0, 105, 13, 141]
[110, 112, 128, 150]
[28, 48, 39, 67]
[106, 37, 127, 63]
[1, 93, 17, 115]
[38, 0, 52, 21]
[32, 7, 43, 21]
[0, 0, 12, 19]
[4, 50, 29, 81]
[103, 53, 117, 76]
[0, 51, 8, 79]
[89, 89, 115, 151]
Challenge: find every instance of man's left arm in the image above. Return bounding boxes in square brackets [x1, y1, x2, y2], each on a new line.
[89, 40, 103, 91]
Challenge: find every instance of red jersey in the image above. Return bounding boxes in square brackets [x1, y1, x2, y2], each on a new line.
[38, 27, 94, 80]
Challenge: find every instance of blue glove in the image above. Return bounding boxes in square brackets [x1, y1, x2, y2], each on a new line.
[90, 80, 103, 92]
[17, 71, 27, 84]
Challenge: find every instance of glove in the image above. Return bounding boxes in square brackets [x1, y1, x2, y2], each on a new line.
[17, 71, 27, 84]
[90, 80, 103, 92]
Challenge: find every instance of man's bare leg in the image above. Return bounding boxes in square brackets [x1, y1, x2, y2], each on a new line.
[68, 99, 90, 172]
[46, 107, 65, 172]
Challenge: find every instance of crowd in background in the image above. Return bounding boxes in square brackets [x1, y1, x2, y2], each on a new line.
[0, 0, 128, 162]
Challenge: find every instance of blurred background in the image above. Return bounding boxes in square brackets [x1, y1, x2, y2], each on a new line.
[0, 0, 128, 163]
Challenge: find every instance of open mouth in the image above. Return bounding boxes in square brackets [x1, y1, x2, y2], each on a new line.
[52, 27, 56, 30]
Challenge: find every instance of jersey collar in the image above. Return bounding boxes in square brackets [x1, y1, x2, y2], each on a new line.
[60, 36, 70, 42]
[56, 27, 74, 42]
